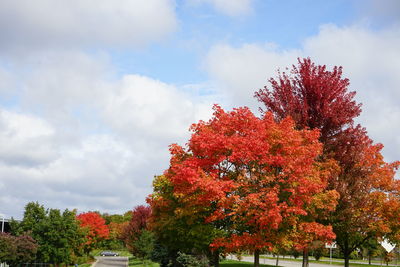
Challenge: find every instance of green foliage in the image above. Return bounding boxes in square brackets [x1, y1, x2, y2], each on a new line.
[101, 238, 125, 250]
[129, 256, 160, 267]
[312, 247, 325, 261]
[290, 249, 301, 259]
[12, 234, 38, 264]
[102, 212, 131, 224]
[0, 233, 17, 263]
[150, 243, 174, 267]
[149, 175, 223, 262]
[134, 230, 155, 262]
[13, 201, 86, 265]
[361, 238, 380, 263]
[0, 232, 38, 265]
[176, 252, 209, 267]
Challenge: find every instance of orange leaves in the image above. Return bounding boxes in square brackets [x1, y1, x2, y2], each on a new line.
[292, 223, 336, 250]
[151, 104, 337, 253]
[211, 233, 273, 252]
[76, 212, 109, 246]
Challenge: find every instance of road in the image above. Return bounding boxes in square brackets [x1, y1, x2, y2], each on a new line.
[235, 255, 399, 267]
[93, 256, 128, 267]
[232, 255, 350, 267]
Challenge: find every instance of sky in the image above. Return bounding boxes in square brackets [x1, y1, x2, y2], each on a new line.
[0, 0, 399, 219]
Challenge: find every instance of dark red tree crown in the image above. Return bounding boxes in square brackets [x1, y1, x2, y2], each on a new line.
[255, 58, 362, 143]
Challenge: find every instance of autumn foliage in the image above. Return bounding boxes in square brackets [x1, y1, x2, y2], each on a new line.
[122, 205, 152, 254]
[150, 105, 337, 258]
[256, 58, 400, 267]
[76, 212, 109, 253]
[255, 58, 361, 144]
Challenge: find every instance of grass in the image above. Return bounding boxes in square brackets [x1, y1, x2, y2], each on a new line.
[128, 257, 159, 267]
[78, 264, 92, 267]
[257, 256, 398, 267]
[221, 259, 278, 267]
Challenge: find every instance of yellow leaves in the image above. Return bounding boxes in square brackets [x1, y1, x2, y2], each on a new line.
[310, 190, 339, 212]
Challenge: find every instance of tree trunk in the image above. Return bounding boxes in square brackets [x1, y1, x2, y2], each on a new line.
[302, 248, 309, 267]
[254, 249, 260, 267]
[213, 250, 220, 267]
[276, 254, 280, 266]
[344, 250, 350, 267]
[369, 254, 372, 265]
[342, 237, 352, 267]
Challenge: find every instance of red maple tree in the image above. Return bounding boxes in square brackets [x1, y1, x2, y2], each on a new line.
[255, 58, 361, 144]
[255, 58, 399, 267]
[76, 212, 109, 254]
[157, 105, 337, 266]
[122, 205, 152, 254]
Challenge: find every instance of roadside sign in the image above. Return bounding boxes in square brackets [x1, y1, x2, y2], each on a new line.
[380, 239, 396, 253]
[325, 242, 337, 249]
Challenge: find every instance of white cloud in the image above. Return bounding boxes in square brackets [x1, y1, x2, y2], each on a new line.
[103, 75, 212, 141]
[0, 110, 58, 167]
[204, 24, 400, 164]
[205, 43, 300, 108]
[0, 51, 216, 218]
[0, 0, 177, 50]
[190, 0, 253, 16]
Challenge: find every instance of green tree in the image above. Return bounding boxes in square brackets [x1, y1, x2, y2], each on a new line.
[12, 202, 86, 265]
[134, 230, 155, 263]
[0, 232, 38, 265]
[361, 238, 380, 265]
[13, 234, 38, 265]
[0, 232, 17, 263]
[148, 175, 223, 266]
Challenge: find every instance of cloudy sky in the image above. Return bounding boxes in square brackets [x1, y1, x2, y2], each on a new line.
[0, 0, 399, 218]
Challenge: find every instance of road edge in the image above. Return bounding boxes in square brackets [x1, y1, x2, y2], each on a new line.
[91, 258, 99, 267]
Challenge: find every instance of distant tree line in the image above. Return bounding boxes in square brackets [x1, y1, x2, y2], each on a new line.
[0, 201, 148, 266]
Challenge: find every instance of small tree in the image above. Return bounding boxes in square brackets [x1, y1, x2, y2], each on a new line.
[0, 232, 17, 264]
[12, 234, 38, 265]
[0, 232, 38, 265]
[134, 230, 155, 264]
[362, 238, 380, 264]
[122, 205, 152, 255]
[77, 212, 109, 254]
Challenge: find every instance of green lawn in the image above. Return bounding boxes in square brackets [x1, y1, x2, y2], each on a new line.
[126, 258, 276, 267]
[78, 264, 92, 267]
[257, 256, 398, 267]
[128, 257, 159, 267]
[221, 259, 278, 267]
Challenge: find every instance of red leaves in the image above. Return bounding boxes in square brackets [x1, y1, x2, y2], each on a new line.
[122, 205, 151, 253]
[76, 212, 109, 246]
[255, 57, 361, 143]
[153, 104, 335, 252]
[256, 57, 400, 257]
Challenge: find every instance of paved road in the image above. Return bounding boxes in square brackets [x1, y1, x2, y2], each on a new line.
[235, 255, 399, 267]
[232, 255, 346, 267]
[93, 256, 128, 267]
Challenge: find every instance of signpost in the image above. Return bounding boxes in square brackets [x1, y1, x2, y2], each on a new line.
[326, 242, 337, 264]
